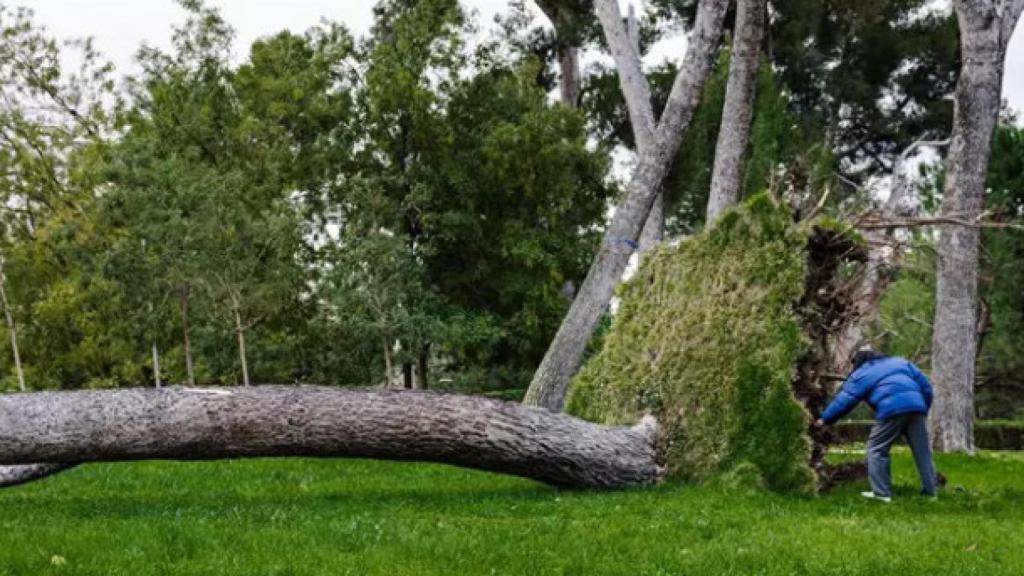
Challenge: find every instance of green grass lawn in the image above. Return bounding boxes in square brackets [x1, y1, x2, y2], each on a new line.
[1, 449, 1022, 576]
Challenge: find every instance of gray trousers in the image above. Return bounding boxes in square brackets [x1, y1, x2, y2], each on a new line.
[867, 412, 937, 497]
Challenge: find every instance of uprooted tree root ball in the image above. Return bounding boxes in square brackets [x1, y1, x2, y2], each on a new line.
[567, 194, 868, 492]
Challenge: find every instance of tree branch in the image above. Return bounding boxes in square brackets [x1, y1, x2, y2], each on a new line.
[1002, 0, 1024, 48]
[853, 214, 1024, 230]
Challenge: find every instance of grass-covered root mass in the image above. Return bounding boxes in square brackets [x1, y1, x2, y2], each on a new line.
[568, 194, 865, 492]
[1, 452, 1022, 575]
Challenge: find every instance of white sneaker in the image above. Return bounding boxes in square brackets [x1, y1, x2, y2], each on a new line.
[861, 491, 892, 503]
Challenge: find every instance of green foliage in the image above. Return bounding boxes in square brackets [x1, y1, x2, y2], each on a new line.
[977, 126, 1024, 418]
[336, 0, 613, 389]
[0, 4, 131, 390]
[768, 0, 958, 180]
[876, 245, 935, 366]
[1, 452, 1023, 574]
[567, 194, 816, 492]
[0, 0, 613, 391]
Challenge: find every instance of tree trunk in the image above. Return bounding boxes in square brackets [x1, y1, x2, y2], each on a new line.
[525, 0, 728, 411]
[535, 1, 585, 109]
[418, 344, 429, 390]
[382, 336, 393, 388]
[0, 256, 26, 392]
[638, 194, 664, 253]
[402, 361, 413, 390]
[558, 45, 581, 107]
[596, 0, 664, 254]
[704, 0, 765, 225]
[151, 341, 162, 388]
[232, 299, 251, 387]
[180, 285, 195, 386]
[929, 0, 1021, 453]
[0, 463, 76, 489]
[0, 387, 662, 489]
[626, 4, 665, 254]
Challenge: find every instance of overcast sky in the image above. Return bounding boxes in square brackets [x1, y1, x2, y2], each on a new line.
[19, 0, 1024, 117]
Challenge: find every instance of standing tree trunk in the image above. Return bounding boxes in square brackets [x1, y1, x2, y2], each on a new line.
[0, 256, 26, 392]
[147, 297, 162, 388]
[382, 336, 394, 388]
[231, 296, 251, 387]
[525, 0, 729, 411]
[0, 387, 662, 490]
[180, 284, 195, 386]
[704, 0, 766, 225]
[627, 4, 666, 254]
[929, 0, 1023, 453]
[151, 341, 162, 388]
[402, 361, 414, 389]
[558, 45, 582, 107]
[535, 1, 587, 108]
[418, 344, 430, 390]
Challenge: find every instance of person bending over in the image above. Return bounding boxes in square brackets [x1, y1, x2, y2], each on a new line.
[815, 346, 938, 502]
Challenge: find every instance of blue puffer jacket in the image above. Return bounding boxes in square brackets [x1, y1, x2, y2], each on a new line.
[820, 356, 933, 424]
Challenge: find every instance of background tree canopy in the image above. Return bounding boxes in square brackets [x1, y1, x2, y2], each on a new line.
[0, 0, 1021, 421]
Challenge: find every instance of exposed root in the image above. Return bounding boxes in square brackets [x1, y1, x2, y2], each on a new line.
[794, 225, 869, 489]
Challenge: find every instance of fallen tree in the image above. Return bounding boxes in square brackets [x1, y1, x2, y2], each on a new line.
[0, 386, 661, 489]
[0, 463, 75, 488]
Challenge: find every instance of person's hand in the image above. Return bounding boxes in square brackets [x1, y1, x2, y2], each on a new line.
[813, 419, 825, 429]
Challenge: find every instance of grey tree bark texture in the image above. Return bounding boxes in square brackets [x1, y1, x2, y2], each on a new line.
[558, 46, 582, 107]
[0, 255, 26, 391]
[524, 0, 729, 411]
[0, 463, 76, 488]
[180, 284, 196, 386]
[594, 0, 665, 255]
[534, 0, 590, 108]
[704, 0, 765, 225]
[929, 0, 1023, 453]
[0, 387, 662, 489]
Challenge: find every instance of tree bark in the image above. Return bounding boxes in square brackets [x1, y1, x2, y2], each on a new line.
[382, 336, 394, 388]
[525, 0, 728, 411]
[638, 194, 664, 253]
[151, 341, 162, 388]
[402, 361, 413, 389]
[180, 284, 195, 386]
[558, 45, 582, 107]
[418, 344, 429, 390]
[929, 0, 1022, 453]
[0, 387, 662, 489]
[0, 463, 75, 488]
[704, 0, 765, 225]
[596, 0, 664, 255]
[0, 256, 26, 392]
[231, 297, 251, 387]
[535, 0, 587, 108]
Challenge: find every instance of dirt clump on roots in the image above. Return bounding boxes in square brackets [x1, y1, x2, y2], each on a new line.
[566, 194, 868, 492]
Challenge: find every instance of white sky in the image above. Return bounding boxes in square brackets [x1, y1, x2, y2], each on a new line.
[16, 0, 1024, 116]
